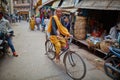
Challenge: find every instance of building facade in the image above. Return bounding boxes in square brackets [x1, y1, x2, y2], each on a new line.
[0, 0, 8, 13]
[13, 0, 30, 20]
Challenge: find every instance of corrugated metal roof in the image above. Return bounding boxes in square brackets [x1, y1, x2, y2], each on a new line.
[62, 8, 77, 13]
[38, 0, 54, 9]
[61, 0, 74, 8]
[51, 0, 61, 9]
[76, 0, 120, 10]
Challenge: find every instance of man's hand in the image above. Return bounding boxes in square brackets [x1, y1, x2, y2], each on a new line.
[56, 30, 60, 36]
[7, 33, 11, 37]
[64, 35, 73, 40]
[69, 35, 73, 38]
[57, 35, 62, 40]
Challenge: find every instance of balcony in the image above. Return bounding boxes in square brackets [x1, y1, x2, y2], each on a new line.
[14, 3, 30, 7]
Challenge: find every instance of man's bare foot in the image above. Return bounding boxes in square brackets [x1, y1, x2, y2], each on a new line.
[55, 58, 60, 63]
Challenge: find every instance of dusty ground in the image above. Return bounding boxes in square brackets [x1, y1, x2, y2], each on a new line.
[0, 21, 111, 80]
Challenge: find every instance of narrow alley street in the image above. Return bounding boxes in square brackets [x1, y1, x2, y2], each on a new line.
[0, 21, 111, 80]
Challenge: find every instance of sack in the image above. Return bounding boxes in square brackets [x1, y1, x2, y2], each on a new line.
[100, 40, 113, 53]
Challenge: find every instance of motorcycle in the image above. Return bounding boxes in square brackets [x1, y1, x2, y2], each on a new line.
[104, 46, 120, 80]
[0, 29, 14, 58]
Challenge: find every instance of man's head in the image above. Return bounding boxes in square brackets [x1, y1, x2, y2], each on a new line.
[0, 12, 3, 20]
[56, 8, 62, 18]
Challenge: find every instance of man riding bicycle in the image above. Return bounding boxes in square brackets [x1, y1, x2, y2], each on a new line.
[47, 8, 72, 62]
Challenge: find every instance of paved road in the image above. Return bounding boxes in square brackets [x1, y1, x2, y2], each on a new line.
[0, 21, 111, 80]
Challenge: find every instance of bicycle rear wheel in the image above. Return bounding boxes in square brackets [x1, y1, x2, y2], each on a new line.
[45, 40, 55, 60]
[64, 51, 86, 80]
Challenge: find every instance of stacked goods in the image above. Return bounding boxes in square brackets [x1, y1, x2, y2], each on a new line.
[74, 16, 86, 40]
[100, 40, 113, 53]
[86, 37, 101, 48]
[86, 38, 94, 48]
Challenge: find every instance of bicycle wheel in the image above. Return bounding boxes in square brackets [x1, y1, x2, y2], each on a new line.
[64, 51, 86, 80]
[45, 32, 48, 41]
[104, 57, 120, 80]
[45, 40, 55, 60]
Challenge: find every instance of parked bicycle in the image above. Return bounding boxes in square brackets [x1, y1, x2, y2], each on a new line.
[104, 46, 120, 80]
[45, 36, 86, 80]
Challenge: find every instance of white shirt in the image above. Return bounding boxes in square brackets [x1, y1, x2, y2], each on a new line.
[44, 18, 50, 30]
[0, 18, 12, 34]
[109, 26, 117, 39]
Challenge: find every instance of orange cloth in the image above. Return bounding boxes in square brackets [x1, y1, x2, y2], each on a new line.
[30, 18, 35, 30]
[47, 15, 70, 37]
[47, 15, 70, 56]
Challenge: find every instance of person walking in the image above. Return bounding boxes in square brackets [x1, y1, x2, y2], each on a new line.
[29, 15, 36, 31]
[64, 16, 70, 32]
[35, 17, 41, 30]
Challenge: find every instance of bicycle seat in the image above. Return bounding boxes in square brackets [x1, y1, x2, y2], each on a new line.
[109, 47, 120, 58]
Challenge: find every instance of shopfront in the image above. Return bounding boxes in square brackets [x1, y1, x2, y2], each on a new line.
[75, 0, 120, 54]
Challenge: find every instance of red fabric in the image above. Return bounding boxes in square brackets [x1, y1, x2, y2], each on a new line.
[91, 31, 101, 37]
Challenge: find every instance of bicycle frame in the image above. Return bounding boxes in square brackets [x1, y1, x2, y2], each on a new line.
[45, 36, 86, 80]
[57, 37, 73, 59]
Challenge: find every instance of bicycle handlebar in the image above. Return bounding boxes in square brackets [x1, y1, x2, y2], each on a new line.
[104, 46, 120, 60]
[109, 47, 120, 58]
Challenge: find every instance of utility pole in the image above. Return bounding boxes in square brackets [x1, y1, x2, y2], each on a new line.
[10, 0, 14, 14]
[29, 0, 34, 17]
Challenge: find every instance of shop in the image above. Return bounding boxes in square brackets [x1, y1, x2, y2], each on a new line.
[17, 11, 29, 20]
[74, 0, 120, 55]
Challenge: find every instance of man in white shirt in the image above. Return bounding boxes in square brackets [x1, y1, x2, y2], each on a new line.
[109, 25, 118, 39]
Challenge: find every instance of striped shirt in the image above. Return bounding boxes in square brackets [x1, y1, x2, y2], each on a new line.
[0, 18, 12, 34]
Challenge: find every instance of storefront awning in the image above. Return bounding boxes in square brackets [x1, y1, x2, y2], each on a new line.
[60, 0, 79, 9]
[18, 11, 29, 14]
[51, 0, 61, 9]
[76, 0, 120, 11]
[38, 0, 54, 9]
[62, 8, 78, 13]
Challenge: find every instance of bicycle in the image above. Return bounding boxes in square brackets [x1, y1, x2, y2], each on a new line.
[45, 36, 86, 80]
[104, 46, 120, 80]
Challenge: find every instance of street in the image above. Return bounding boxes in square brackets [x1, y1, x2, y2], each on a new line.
[0, 21, 111, 80]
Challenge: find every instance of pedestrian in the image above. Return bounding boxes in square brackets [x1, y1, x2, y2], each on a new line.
[44, 16, 49, 31]
[0, 12, 18, 57]
[64, 16, 70, 32]
[19, 16, 21, 22]
[105, 25, 118, 40]
[26, 17, 29, 22]
[29, 15, 35, 31]
[41, 16, 46, 32]
[47, 8, 72, 62]
[35, 16, 41, 30]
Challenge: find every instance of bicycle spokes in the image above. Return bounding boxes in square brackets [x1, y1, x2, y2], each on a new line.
[64, 52, 86, 80]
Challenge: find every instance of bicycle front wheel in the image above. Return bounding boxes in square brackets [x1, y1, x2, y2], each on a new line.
[64, 51, 86, 80]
